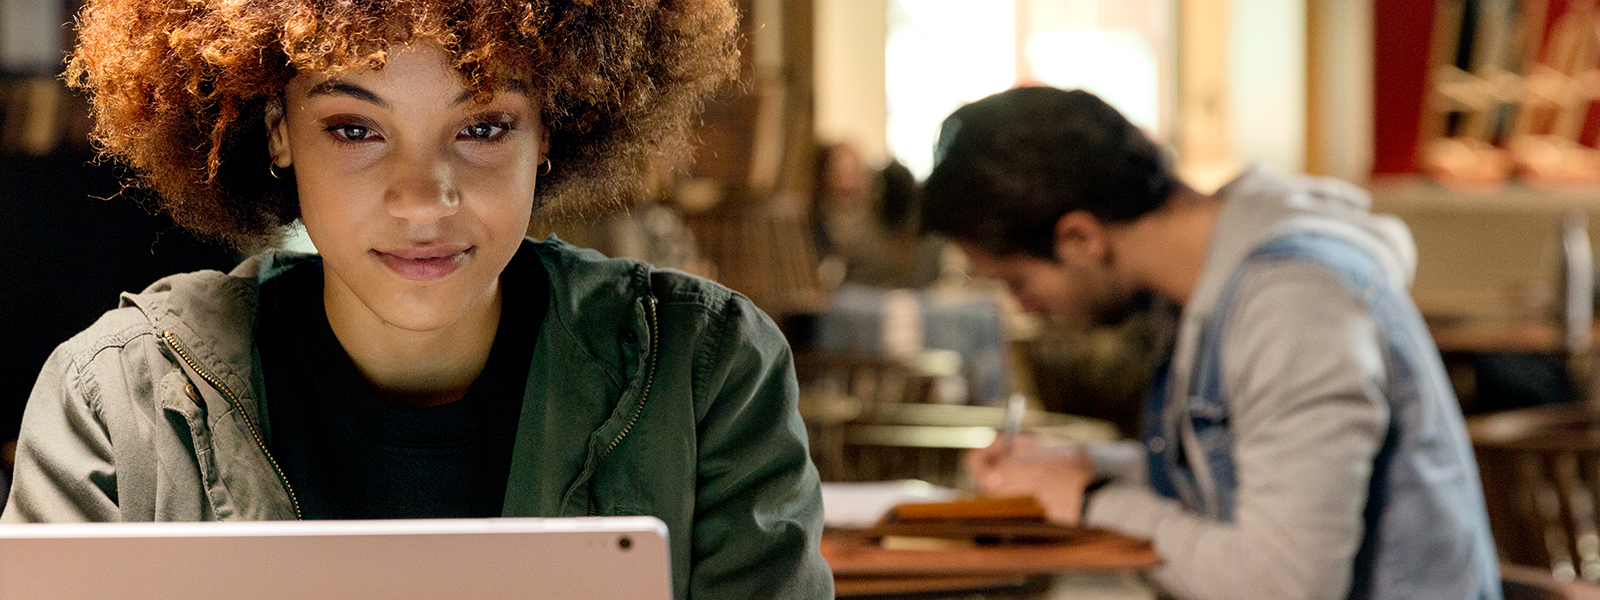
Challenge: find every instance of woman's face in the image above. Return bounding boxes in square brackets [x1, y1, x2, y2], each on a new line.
[269, 42, 544, 333]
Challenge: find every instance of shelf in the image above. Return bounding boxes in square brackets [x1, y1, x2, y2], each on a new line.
[1369, 177, 1600, 216]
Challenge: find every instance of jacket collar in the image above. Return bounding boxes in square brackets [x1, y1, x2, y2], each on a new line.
[119, 236, 653, 422]
[529, 236, 655, 387]
[119, 250, 312, 424]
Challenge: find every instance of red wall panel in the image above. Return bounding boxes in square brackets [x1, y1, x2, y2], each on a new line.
[1372, 0, 1437, 175]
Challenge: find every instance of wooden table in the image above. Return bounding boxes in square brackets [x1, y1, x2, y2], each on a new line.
[1428, 319, 1600, 353]
[823, 530, 1160, 598]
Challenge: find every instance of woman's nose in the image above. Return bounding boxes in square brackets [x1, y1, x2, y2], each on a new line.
[384, 159, 461, 224]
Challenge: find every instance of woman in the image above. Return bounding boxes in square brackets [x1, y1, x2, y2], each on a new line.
[2, 1, 832, 598]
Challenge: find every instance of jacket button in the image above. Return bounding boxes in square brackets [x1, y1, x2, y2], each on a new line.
[622, 330, 639, 345]
[1148, 436, 1167, 454]
[184, 383, 202, 404]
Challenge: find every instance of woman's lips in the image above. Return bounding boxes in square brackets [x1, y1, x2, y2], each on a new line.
[373, 245, 471, 281]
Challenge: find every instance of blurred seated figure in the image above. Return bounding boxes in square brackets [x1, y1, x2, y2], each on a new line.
[930, 87, 1500, 600]
[810, 142, 870, 269]
[838, 161, 944, 289]
[810, 144, 943, 290]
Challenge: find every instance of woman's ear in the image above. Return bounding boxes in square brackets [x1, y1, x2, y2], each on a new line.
[1052, 211, 1110, 265]
[265, 98, 292, 168]
[538, 117, 551, 163]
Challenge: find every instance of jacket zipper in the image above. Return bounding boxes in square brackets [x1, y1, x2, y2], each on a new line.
[162, 331, 304, 520]
[589, 297, 660, 516]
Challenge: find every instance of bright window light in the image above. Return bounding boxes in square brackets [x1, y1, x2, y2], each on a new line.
[1028, 29, 1160, 132]
[886, 0, 1017, 179]
[885, 0, 1169, 179]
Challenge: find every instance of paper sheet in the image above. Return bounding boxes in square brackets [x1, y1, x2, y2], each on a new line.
[820, 480, 964, 529]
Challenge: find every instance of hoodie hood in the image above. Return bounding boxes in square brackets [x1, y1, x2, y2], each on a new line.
[1183, 166, 1417, 322]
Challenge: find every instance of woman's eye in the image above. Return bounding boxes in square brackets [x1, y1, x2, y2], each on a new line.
[328, 124, 376, 142]
[459, 122, 511, 141]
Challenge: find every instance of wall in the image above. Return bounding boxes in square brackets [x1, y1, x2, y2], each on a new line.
[814, 0, 889, 166]
[1228, 0, 1308, 175]
[0, 0, 63, 72]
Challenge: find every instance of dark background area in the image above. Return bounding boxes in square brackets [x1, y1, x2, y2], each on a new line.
[0, 153, 238, 441]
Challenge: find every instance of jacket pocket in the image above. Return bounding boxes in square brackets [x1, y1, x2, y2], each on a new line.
[158, 371, 228, 518]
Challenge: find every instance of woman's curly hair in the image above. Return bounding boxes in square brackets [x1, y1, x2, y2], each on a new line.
[67, 0, 740, 248]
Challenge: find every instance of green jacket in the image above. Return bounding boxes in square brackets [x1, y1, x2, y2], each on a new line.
[2, 237, 834, 599]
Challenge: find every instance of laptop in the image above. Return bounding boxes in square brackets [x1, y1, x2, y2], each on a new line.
[0, 516, 671, 599]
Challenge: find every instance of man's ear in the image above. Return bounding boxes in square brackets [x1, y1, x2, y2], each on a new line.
[1052, 211, 1110, 265]
[266, 99, 292, 168]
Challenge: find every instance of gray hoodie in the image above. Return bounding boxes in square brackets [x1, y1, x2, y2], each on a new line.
[1085, 167, 1493, 599]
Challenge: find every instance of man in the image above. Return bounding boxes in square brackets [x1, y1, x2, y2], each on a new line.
[928, 87, 1499, 600]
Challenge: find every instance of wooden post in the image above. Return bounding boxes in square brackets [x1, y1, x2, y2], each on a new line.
[1175, 0, 1236, 191]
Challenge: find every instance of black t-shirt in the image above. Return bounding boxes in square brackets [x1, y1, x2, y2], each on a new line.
[256, 248, 547, 519]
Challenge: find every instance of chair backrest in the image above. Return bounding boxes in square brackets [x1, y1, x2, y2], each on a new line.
[795, 352, 942, 483]
[681, 208, 826, 315]
[794, 352, 938, 412]
[1472, 405, 1600, 581]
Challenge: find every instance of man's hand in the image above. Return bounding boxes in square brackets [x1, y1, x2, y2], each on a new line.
[965, 434, 1095, 526]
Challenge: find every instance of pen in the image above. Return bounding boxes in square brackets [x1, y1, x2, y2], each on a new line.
[998, 392, 1026, 455]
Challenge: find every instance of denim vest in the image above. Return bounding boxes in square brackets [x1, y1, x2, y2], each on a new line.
[1142, 232, 1501, 599]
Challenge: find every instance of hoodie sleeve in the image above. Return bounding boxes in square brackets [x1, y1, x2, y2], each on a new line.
[687, 293, 834, 599]
[1085, 262, 1388, 600]
[2, 341, 122, 522]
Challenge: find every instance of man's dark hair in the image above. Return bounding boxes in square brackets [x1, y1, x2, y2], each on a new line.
[922, 87, 1178, 259]
[878, 160, 920, 234]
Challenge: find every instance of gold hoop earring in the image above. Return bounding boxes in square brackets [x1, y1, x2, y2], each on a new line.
[539, 157, 552, 176]
[269, 163, 282, 179]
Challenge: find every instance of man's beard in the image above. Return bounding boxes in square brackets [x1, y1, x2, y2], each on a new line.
[1086, 289, 1156, 327]
[1079, 246, 1144, 327]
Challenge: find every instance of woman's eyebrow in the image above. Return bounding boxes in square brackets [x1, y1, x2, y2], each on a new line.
[305, 80, 389, 109]
[450, 80, 530, 106]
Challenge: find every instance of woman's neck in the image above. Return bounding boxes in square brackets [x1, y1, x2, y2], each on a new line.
[322, 277, 502, 408]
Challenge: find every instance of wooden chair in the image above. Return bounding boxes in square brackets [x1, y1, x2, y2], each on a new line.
[794, 351, 1122, 485]
[681, 207, 827, 316]
[795, 353, 939, 410]
[1471, 405, 1600, 581]
[794, 352, 940, 482]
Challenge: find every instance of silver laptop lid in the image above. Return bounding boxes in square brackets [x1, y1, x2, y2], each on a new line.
[0, 517, 671, 600]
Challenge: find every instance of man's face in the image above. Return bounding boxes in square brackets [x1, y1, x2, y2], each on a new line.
[957, 241, 1136, 325]
[271, 42, 544, 333]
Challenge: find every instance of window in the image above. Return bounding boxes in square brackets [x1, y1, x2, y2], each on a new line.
[885, 0, 1173, 178]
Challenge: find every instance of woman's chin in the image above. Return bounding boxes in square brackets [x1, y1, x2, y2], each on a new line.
[369, 301, 481, 334]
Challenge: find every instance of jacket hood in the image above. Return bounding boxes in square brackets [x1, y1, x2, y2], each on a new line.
[1184, 166, 1417, 321]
